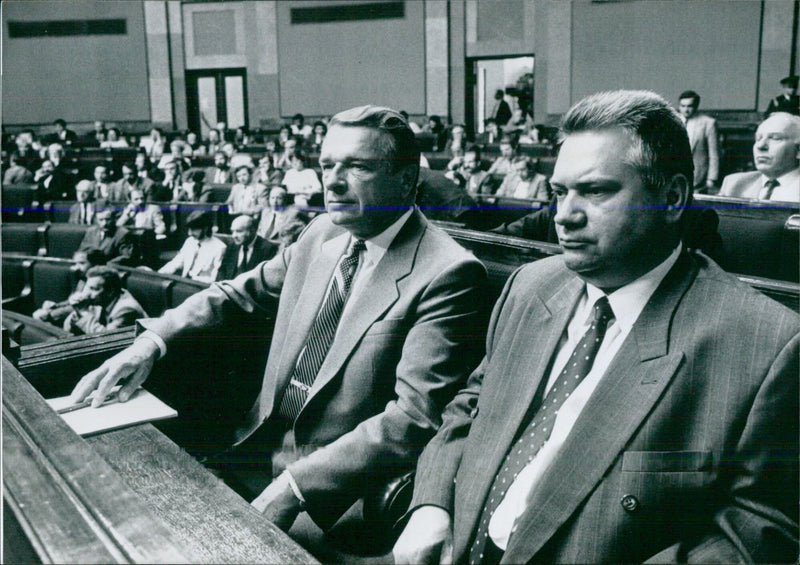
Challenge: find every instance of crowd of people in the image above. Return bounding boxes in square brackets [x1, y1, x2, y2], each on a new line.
[3, 77, 800, 564]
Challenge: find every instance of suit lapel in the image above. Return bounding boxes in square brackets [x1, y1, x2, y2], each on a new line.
[302, 211, 425, 408]
[269, 231, 349, 402]
[454, 272, 584, 553]
[505, 253, 697, 562]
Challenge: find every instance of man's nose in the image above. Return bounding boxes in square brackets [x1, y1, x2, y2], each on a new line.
[754, 137, 768, 151]
[324, 164, 348, 193]
[553, 191, 586, 227]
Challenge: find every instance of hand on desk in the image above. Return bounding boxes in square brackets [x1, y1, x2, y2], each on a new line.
[251, 472, 301, 531]
[393, 505, 453, 564]
[70, 338, 160, 407]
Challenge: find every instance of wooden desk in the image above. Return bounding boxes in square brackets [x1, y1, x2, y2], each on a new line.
[3, 357, 318, 564]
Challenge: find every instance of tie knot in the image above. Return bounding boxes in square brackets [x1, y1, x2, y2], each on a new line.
[349, 239, 367, 257]
[592, 296, 614, 325]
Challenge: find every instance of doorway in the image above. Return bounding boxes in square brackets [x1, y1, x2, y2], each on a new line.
[466, 55, 534, 137]
[185, 68, 248, 136]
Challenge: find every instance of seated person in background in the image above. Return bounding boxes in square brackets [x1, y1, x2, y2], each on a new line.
[308, 121, 327, 152]
[79, 207, 139, 266]
[502, 108, 528, 138]
[3, 154, 34, 185]
[256, 155, 284, 186]
[443, 124, 467, 158]
[486, 136, 516, 177]
[416, 167, 477, 223]
[33, 249, 104, 326]
[494, 155, 550, 200]
[134, 149, 155, 182]
[226, 165, 263, 215]
[399, 110, 422, 133]
[445, 144, 489, 196]
[256, 185, 308, 241]
[12, 129, 41, 172]
[139, 127, 166, 161]
[423, 115, 447, 152]
[184, 131, 206, 157]
[111, 163, 155, 203]
[69, 180, 98, 225]
[177, 170, 214, 203]
[89, 164, 113, 202]
[100, 127, 129, 149]
[217, 215, 278, 281]
[63, 266, 146, 335]
[158, 210, 226, 282]
[282, 150, 321, 207]
[234, 126, 250, 148]
[204, 151, 235, 184]
[205, 128, 223, 156]
[51, 118, 78, 147]
[475, 118, 500, 146]
[116, 189, 167, 237]
[275, 136, 300, 171]
[35, 143, 75, 202]
[290, 113, 313, 140]
[158, 160, 186, 202]
[719, 112, 800, 202]
[157, 140, 192, 172]
[276, 218, 307, 251]
[84, 121, 107, 147]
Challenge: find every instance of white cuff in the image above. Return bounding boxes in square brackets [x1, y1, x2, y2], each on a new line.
[137, 330, 167, 359]
[284, 471, 306, 506]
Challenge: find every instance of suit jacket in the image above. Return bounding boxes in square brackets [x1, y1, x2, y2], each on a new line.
[78, 226, 138, 266]
[68, 201, 97, 225]
[720, 170, 800, 202]
[217, 235, 279, 281]
[203, 166, 235, 184]
[140, 210, 487, 529]
[494, 172, 549, 200]
[37, 166, 75, 201]
[685, 114, 719, 187]
[412, 252, 799, 563]
[766, 94, 799, 116]
[110, 177, 154, 202]
[117, 204, 167, 236]
[65, 289, 147, 335]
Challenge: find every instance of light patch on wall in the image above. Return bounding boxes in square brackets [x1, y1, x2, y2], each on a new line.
[192, 10, 236, 56]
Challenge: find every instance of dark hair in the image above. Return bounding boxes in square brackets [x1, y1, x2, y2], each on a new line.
[53, 119, 66, 127]
[85, 265, 122, 294]
[292, 113, 304, 122]
[464, 143, 482, 159]
[235, 164, 253, 175]
[312, 120, 327, 134]
[329, 105, 420, 184]
[561, 90, 693, 208]
[678, 90, 700, 106]
[290, 149, 307, 163]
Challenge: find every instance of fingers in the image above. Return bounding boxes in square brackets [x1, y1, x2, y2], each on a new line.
[69, 365, 108, 404]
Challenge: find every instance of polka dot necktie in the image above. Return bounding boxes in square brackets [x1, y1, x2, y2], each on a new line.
[277, 239, 367, 421]
[469, 297, 614, 564]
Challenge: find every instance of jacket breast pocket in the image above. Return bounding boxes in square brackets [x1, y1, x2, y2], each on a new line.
[619, 450, 715, 523]
[363, 317, 408, 338]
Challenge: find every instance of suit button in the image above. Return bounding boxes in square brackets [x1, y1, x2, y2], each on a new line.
[469, 406, 479, 419]
[620, 494, 639, 512]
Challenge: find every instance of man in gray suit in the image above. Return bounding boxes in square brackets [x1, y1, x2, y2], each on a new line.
[720, 112, 799, 202]
[679, 90, 719, 192]
[395, 90, 799, 564]
[70, 106, 486, 542]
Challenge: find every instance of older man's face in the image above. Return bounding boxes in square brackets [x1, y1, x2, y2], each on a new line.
[231, 218, 255, 245]
[551, 129, 672, 291]
[320, 125, 413, 239]
[753, 114, 800, 179]
[96, 212, 114, 233]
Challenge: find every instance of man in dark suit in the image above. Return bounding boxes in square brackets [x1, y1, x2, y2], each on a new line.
[203, 150, 235, 184]
[766, 75, 799, 117]
[217, 215, 278, 281]
[110, 163, 155, 203]
[70, 106, 487, 546]
[78, 208, 138, 267]
[394, 90, 799, 564]
[51, 118, 78, 147]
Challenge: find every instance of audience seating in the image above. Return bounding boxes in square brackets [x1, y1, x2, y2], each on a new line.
[2, 223, 46, 256]
[31, 260, 77, 311]
[43, 200, 75, 223]
[44, 223, 91, 258]
[2, 256, 32, 304]
[2, 184, 40, 223]
[123, 269, 174, 318]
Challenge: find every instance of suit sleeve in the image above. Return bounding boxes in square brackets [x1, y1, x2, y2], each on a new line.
[142, 244, 289, 341]
[718, 175, 734, 197]
[707, 120, 719, 183]
[405, 266, 521, 515]
[286, 257, 489, 530]
[644, 333, 800, 564]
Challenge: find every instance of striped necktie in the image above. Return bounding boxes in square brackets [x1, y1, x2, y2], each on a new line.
[469, 297, 614, 564]
[762, 179, 779, 200]
[277, 239, 367, 421]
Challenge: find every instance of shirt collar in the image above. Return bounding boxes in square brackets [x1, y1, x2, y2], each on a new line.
[354, 207, 414, 266]
[585, 245, 682, 334]
[761, 168, 800, 187]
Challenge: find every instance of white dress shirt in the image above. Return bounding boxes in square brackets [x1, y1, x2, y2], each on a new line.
[759, 169, 799, 202]
[157, 235, 226, 283]
[489, 245, 682, 549]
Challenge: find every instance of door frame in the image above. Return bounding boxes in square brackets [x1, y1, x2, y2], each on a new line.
[185, 68, 248, 134]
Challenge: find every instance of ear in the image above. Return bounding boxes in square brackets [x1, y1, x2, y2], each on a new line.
[663, 174, 690, 225]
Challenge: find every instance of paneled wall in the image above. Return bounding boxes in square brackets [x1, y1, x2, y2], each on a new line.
[2, 0, 150, 125]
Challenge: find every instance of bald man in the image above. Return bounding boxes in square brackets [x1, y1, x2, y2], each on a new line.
[720, 112, 800, 202]
[217, 214, 279, 281]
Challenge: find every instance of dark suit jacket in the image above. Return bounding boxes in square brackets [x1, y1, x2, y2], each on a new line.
[217, 235, 279, 281]
[766, 94, 799, 116]
[78, 226, 138, 266]
[37, 166, 75, 201]
[140, 210, 487, 529]
[411, 252, 799, 563]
